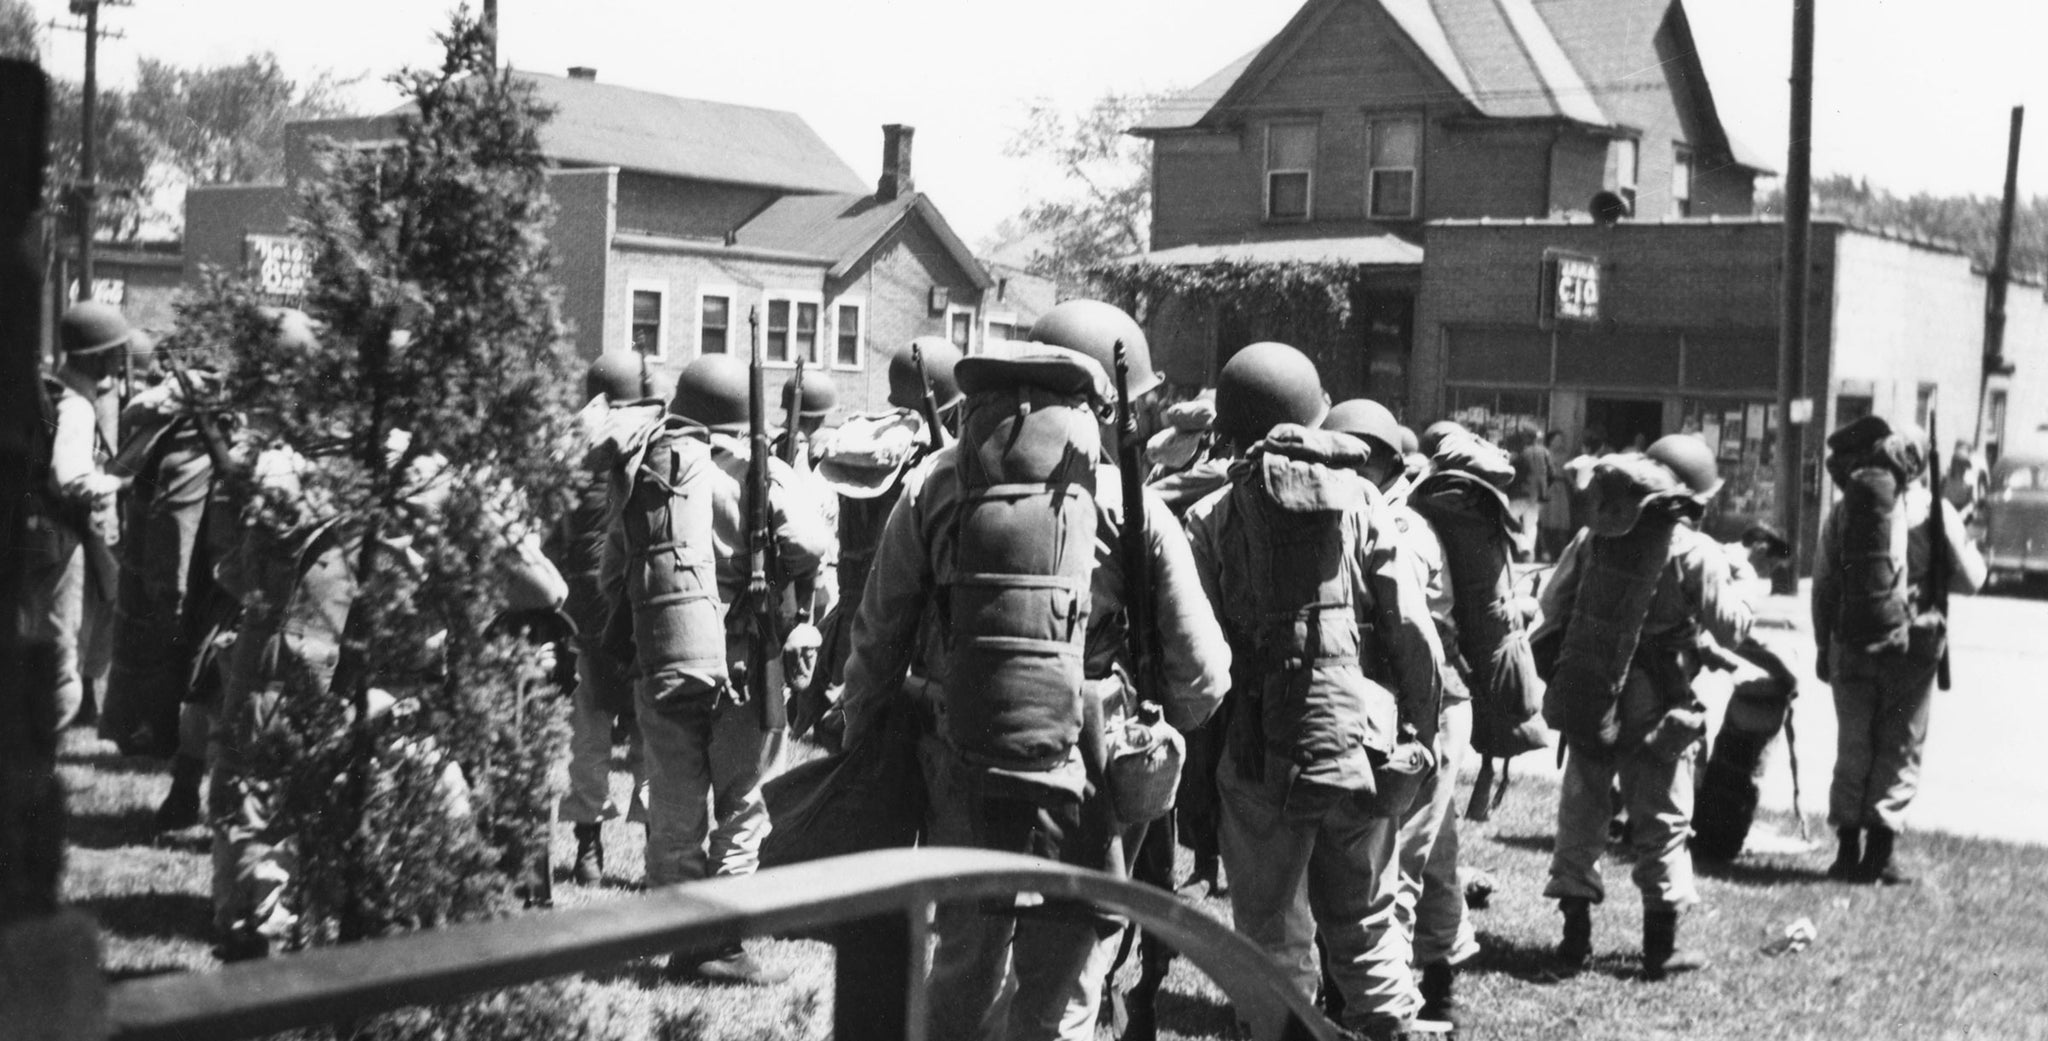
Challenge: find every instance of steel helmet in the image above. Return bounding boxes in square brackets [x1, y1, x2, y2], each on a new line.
[1322, 398, 1403, 456]
[887, 336, 964, 412]
[1214, 341, 1327, 446]
[585, 350, 651, 403]
[60, 301, 134, 356]
[261, 307, 322, 354]
[780, 374, 839, 418]
[1645, 434, 1724, 499]
[670, 354, 752, 431]
[1420, 420, 1467, 458]
[1027, 299, 1160, 401]
[1396, 425, 1419, 457]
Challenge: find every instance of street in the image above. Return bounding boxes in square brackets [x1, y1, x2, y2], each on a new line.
[1507, 580, 2048, 848]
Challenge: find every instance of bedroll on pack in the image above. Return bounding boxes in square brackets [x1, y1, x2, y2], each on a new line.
[1832, 463, 1912, 656]
[1693, 640, 1799, 860]
[1539, 454, 1691, 747]
[616, 417, 728, 706]
[941, 346, 1106, 777]
[1235, 425, 1396, 817]
[1409, 469, 1546, 761]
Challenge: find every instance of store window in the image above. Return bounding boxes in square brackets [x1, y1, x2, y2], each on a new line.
[1368, 116, 1421, 219]
[1445, 387, 1549, 447]
[1266, 123, 1316, 220]
[1682, 397, 1778, 539]
[1671, 146, 1693, 217]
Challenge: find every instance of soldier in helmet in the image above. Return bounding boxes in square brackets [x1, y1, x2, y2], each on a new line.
[1187, 345, 1447, 1041]
[609, 354, 831, 985]
[544, 350, 662, 885]
[838, 303, 1229, 1041]
[26, 301, 134, 732]
[1532, 434, 1751, 980]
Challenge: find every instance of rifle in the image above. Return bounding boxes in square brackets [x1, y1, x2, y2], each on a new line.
[745, 306, 786, 729]
[1926, 411, 1952, 691]
[158, 348, 239, 478]
[781, 355, 806, 466]
[1112, 340, 1159, 697]
[911, 340, 948, 449]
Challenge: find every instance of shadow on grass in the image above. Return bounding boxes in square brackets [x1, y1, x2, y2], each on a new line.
[107, 963, 197, 983]
[66, 805, 162, 850]
[1488, 831, 1553, 855]
[60, 748, 175, 778]
[1155, 984, 1237, 1038]
[78, 891, 214, 948]
[1466, 930, 1637, 985]
[1692, 855, 1833, 887]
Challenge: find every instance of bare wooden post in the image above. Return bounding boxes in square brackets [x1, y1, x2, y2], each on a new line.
[832, 903, 932, 1041]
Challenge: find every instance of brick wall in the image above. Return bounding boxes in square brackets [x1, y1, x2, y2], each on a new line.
[548, 168, 617, 361]
[182, 185, 296, 278]
[833, 216, 987, 413]
[615, 172, 777, 241]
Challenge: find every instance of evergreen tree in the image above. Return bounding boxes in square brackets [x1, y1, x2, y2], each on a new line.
[176, 12, 616, 1034]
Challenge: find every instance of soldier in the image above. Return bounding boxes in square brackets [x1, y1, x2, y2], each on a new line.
[838, 314, 1229, 1041]
[1814, 417, 1984, 884]
[1186, 344, 1446, 1041]
[1534, 435, 1749, 980]
[608, 354, 831, 985]
[1325, 399, 1479, 1031]
[547, 350, 663, 886]
[26, 302, 131, 732]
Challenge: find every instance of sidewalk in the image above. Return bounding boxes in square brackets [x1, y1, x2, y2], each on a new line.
[1494, 581, 2048, 848]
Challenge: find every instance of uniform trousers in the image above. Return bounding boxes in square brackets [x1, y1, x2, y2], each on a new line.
[635, 659, 784, 890]
[1827, 644, 1937, 832]
[559, 639, 645, 825]
[23, 533, 112, 732]
[1219, 747, 1417, 1040]
[1398, 700, 1476, 967]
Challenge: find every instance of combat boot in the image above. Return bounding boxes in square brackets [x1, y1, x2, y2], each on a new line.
[1858, 827, 1915, 886]
[154, 754, 206, 831]
[1555, 897, 1593, 970]
[1826, 827, 1862, 880]
[1641, 907, 1708, 981]
[1418, 961, 1458, 1031]
[571, 823, 604, 886]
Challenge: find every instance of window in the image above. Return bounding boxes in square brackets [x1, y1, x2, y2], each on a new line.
[1265, 123, 1316, 220]
[1915, 382, 1938, 429]
[989, 321, 1018, 341]
[764, 294, 822, 366]
[1611, 138, 1640, 213]
[1671, 146, 1694, 217]
[832, 301, 864, 369]
[698, 292, 731, 356]
[629, 282, 665, 359]
[1368, 117, 1421, 219]
[948, 308, 974, 352]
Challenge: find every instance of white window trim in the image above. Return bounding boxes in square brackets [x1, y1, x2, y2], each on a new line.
[1264, 122, 1316, 222]
[1366, 116, 1421, 220]
[946, 304, 978, 355]
[829, 296, 867, 371]
[695, 283, 738, 359]
[627, 277, 669, 361]
[985, 311, 1020, 344]
[1671, 145, 1694, 217]
[762, 289, 827, 369]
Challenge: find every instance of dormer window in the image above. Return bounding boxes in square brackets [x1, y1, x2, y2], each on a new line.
[1368, 116, 1422, 219]
[1611, 138, 1640, 214]
[1671, 146, 1694, 217]
[1265, 123, 1317, 220]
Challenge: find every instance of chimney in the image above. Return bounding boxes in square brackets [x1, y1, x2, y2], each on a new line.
[567, 66, 597, 81]
[877, 124, 914, 201]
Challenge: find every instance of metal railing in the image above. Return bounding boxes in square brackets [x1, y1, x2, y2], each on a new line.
[104, 848, 1340, 1041]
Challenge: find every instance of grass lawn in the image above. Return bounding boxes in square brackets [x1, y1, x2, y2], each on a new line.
[59, 726, 2048, 1040]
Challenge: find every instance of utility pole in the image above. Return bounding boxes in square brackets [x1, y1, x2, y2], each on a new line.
[52, 0, 127, 306]
[483, 0, 498, 67]
[1978, 105, 2024, 461]
[1775, 0, 1814, 593]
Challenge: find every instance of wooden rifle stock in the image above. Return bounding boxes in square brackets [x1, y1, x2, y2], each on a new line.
[1927, 411, 1952, 690]
[1112, 340, 1158, 696]
[745, 307, 785, 729]
[157, 348, 239, 479]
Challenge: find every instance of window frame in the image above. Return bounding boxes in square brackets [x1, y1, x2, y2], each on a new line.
[946, 304, 977, 354]
[1612, 137, 1640, 214]
[1366, 115, 1423, 220]
[1671, 145, 1694, 217]
[985, 311, 1020, 344]
[696, 284, 738, 358]
[1264, 121, 1318, 222]
[627, 278, 669, 361]
[829, 297, 867, 371]
[761, 289, 826, 369]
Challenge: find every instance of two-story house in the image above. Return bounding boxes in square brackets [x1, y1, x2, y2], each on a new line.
[184, 70, 1032, 414]
[1126, 0, 1769, 410]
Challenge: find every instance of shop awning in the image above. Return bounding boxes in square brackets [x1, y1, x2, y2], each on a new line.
[1122, 236, 1424, 268]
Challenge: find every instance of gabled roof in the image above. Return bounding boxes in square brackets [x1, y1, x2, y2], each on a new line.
[388, 71, 867, 194]
[734, 192, 993, 288]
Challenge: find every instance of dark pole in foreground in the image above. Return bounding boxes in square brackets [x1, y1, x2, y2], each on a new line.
[1774, 0, 1815, 593]
[1978, 105, 2024, 459]
[75, 0, 100, 302]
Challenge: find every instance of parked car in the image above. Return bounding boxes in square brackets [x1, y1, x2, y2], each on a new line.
[1983, 454, 2048, 584]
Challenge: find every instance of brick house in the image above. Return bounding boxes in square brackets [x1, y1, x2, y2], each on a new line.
[1126, 0, 1771, 409]
[184, 70, 1029, 415]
